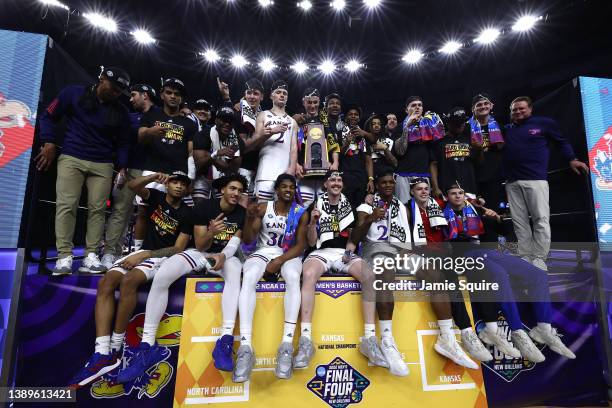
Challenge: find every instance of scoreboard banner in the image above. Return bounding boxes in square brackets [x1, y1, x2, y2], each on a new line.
[173, 277, 488, 408]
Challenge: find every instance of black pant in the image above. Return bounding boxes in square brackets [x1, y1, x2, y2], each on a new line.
[443, 268, 499, 329]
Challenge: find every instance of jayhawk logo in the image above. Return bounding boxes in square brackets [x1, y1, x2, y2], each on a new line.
[89, 312, 182, 399]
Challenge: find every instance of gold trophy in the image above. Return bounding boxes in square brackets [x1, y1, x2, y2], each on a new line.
[303, 122, 330, 176]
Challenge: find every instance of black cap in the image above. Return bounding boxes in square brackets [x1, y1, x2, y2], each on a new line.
[344, 102, 362, 117]
[244, 78, 264, 93]
[193, 99, 212, 110]
[405, 95, 422, 106]
[130, 83, 156, 100]
[444, 106, 468, 124]
[168, 171, 191, 185]
[324, 169, 343, 181]
[216, 106, 235, 122]
[162, 77, 186, 95]
[303, 87, 320, 98]
[324, 93, 342, 104]
[100, 66, 130, 94]
[270, 79, 288, 93]
[472, 92, 492, 107]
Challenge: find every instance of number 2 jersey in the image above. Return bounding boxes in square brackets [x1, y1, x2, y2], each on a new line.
[255, 110, 293, 182]
[256, 201, 287, 250]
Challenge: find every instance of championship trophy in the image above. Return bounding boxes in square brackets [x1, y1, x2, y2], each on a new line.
[240, 99, 257, 132]
[303, 122, 330, 176]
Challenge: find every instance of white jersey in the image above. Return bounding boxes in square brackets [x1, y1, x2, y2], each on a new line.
[256, 110, 293, 181]
[257, 201, 287, 249]
[356, 203, 390, 242]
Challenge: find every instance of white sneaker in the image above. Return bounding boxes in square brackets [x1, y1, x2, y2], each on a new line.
[478, 327, 521, 359]
[434, 333, 479, 369]
[52, 255, 73, 276]
[511, 330, 545, 363]
[101, 254, 116, 270]
[529, 326, 576, 359]
[359, 336, 389, 368]
[78, 253, 107, 274]
[531, 258, 548, 271]
[461, 330, 493, 362]
[380, 337, 409, 376]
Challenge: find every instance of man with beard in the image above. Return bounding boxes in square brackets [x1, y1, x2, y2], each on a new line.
[251, 80, 298, 202]
[36, 66, 131, 275]
[218, 77, 265, 201]
[385, 113, 402, 140]
[102, 83, 158, 269]
[293, 170, 388, 372]
[393, 96, 445, 203]
[294, 87, 340, 205]
[192, 107, 245, 202]
[117, 174, 247, 382]
[233, 174, 309, 382]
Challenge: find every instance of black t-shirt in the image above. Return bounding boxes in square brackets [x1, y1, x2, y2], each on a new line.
[338, 127, 372, 185]
[473, 124, 504, 183]
[140, 109, 196, 173]
[433, 133, 477, 194]
[192, 198, 246, 253]
[142, 189, 193, 250]
[372, 136, 396, 176]
[395, 139, 435, 175]
[320, 203, 354, 250]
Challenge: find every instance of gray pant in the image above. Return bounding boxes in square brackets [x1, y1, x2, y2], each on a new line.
[505, 180, 550, 261]
[104, 168, 143, 256]
[55, 154, 114, 258]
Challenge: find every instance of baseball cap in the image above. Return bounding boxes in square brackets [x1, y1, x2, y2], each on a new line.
[193, 99, 212, 110]
[162, 77, 187, 95]
[100, 66, 130, 95]
[244, 78, 264, 93]
[130, 83, 157, 100]
[168, 171, 191, 185]
[324, 93, 342, 104]
[303, 87, 320, 98]
[444, 106, 468, 124]
[216, 106, 235, 122]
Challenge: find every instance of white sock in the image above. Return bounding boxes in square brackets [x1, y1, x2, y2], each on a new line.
[485, 322, 498, 333]
[240, 332, 252, 347]
[379, 320, 393, 339]
[133, 239, 144, 250]
[221, 320, 235, 336]
[364, 323, 376, 338]
[142, 323, 158, 346]
[461, 327, 474, 337]
[110, 332, 125, 352]
[282, 322, 297, 343]
[438, 319, 454, 338]
[95, 335, 111, 355]
[301, 323, 312, 339]
[537, 322, 552, 332]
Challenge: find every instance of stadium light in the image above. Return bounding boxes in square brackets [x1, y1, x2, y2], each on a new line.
[475, 28, 500, 44]
[291, 61, 309, 74]
[259, 58, 276, 72]
[201, 49, 221, 63]
[258, 0, 274, 7]
[512, 15, 540, 32]
[318, 60, 337, 75]
[345, 59, 363, 72]
[330, 0, 346, 11]
[298, 1, 312, 11]
[131, 29, 156, 45]
[39, 0, 69, 10]
[439, 41, 462, 54]
[230, 54, 249, 68]
[364, 0, 382, 9]
[83, 12, 118, 33]
[402, 50, 423, 64]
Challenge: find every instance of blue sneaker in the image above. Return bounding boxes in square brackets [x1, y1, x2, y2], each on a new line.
[212, 335, 235, 371]
[117, 342, 169, 383]
[68, 352, 120, 388]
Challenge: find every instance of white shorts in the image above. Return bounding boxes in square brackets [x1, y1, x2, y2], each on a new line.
[178, 248, 242, 275]
[255, 180, 275, 202]
[298, 177, 324, 205]
[193, 176, 212, 200]
[135, 170, 166, 206]
[109, 250, 166, 281]
[305, 248, 362, 274]
[247, 247, 283, 263]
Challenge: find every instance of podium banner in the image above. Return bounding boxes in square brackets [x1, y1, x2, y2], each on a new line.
[173, 277, 488, 408]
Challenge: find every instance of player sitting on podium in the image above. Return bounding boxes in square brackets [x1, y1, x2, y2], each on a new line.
[350, 170, 411, 376]
[293, 170, 390, 372]
[117, 174, 247, 383]
[68, 171, 192, 388]
[233, 174, 309, 383]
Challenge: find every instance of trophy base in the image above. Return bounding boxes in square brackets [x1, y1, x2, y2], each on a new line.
[304, 170, 327, 177]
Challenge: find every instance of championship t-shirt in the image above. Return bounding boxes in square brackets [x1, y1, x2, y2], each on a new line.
[142, 189, 193, 250]
[433, 133, 477, 194]
[192, 198, 246, 253]
[140, 109, 196, 174]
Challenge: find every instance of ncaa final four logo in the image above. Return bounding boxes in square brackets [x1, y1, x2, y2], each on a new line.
[307, 357, 370, 408]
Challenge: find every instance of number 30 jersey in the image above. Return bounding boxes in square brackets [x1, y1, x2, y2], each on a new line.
[257, 201, 287, 249]
[255, 110, 293, 181]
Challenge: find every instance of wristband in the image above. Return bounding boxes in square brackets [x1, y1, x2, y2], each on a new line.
[368, 176, 374, 181]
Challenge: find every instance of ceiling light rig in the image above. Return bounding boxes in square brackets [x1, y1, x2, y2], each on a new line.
[83, 12, 118, 33]
[131, 29, 156, 45]
[297, 1, 312, 11]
